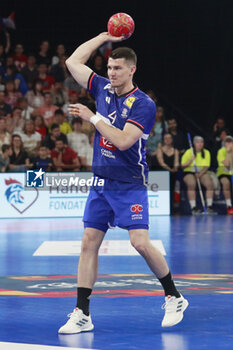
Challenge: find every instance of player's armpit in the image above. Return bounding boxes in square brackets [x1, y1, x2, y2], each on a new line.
[65, 60, 93, 89]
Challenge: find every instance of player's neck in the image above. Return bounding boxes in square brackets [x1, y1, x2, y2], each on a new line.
[115, 81, 134, 97]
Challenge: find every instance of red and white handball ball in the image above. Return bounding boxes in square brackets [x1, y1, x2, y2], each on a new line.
[107, 13, 135, 39]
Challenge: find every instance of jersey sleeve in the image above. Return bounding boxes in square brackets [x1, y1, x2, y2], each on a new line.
[87, 72, 110, 99]
[181, 149, 192, 165]
[126, 97, 156, 135]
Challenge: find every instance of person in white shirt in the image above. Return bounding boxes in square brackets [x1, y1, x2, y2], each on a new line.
[67, 117, 89, 169]
[19, 119, 41, 157]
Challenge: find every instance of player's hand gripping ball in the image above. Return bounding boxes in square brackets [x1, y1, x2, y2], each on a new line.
[107, 13, 135, 39]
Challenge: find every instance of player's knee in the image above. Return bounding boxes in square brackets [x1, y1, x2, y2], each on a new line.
[130, 236, 148, 255]
[81, 231, 99, 253]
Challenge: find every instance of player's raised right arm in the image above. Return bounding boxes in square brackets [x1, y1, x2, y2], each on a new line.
[65, 32, 124, 89]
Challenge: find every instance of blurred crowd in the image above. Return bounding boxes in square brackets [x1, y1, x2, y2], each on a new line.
[0, 34, 233, 215]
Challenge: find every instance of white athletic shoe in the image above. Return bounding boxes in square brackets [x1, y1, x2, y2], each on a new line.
[161, 294, 189, 327]
[58, 308, 94, 334]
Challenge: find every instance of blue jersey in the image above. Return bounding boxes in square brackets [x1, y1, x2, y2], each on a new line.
[88, 73, 156, 185]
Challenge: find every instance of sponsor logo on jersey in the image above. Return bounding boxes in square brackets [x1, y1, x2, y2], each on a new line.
[124, 96, 136, 108]
[99, 136, 117, 151]
[121, 108, 128, 118]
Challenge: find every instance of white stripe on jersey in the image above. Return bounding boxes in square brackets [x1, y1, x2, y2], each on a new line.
[137, 138, 146, 186]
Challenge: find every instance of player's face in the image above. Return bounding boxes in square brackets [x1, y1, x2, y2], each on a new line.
[107, 58, 135, 88]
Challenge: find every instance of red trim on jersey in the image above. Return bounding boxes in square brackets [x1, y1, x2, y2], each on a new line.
[127, 119, 144, 131]
[126, 87, 138, 97]
[88, 72, 95, 90]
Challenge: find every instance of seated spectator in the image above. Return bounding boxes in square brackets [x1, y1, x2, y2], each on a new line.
[211, 128, 231, 169]
[53, 109, 72, 134]
[13, 43, 28, 71]
[36, 40, 51, 66]
[34, 114, 47, 139]
[43, 123, 67, 150]
[4, 64, 28, 95]
[91, 54, 107, 77]
[8, 107, 24, 134]
[37, 63, 55, 91]
[63, 90, 79, 123]
[9, 134, 31, 172]
[181, 136, 214, 214]
[21, 54, 38, 89]
[34, 91, 58, 127]
[67, 117, 89, 168]
[146, 130, 161, 170]
[0, 144, 12, 172]
[50, 55, 68, 82]
[51, 44, 66, 66]
[212, 116, 226, 141]
[156, 133, 179, 212]
[51, 137, 80, 171]
[216, 135, 233, 215]
[0, 117, 11, 154]
[18, 120, 41, 157]
[0, 91, 12, 117]
[25, 79, 44, 108]
[33, 145, 53, 171]
[167, 118, 188, 155]
[4, 80, 22, 108]
[63, 72, 82, 93]
[51, 81, 68, 107]
[17, 96, 34, 120]
[153, 106, 168, 143]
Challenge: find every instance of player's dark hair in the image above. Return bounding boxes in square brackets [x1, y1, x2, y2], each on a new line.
[109, 47, 137, 65]
[1, 144, 11, 153]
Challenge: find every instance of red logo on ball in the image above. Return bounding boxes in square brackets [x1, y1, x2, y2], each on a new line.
[131, 204, 143, 214]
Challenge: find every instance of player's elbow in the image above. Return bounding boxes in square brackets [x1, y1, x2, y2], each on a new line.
[117, 139, 133, 151]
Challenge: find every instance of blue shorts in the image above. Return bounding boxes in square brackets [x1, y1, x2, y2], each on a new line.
[83, 177, 149, 232]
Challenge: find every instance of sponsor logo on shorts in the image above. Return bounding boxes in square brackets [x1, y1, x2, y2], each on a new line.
[131, 204, 143, 214]
[99, 136, 117, 151]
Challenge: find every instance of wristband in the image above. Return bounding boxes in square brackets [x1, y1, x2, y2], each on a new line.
[90, 115, 102, 126]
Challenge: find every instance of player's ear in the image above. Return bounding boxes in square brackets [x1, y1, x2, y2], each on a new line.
[130, 65, 136, 75]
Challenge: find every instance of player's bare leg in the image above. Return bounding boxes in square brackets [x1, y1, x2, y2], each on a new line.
[58, 227, 105, 334]
[129, 229, 189, 327]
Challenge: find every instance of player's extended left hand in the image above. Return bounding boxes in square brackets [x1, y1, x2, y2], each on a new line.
[68, 103, 95, 122]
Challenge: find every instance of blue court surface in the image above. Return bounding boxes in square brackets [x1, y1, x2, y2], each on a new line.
[0, 215, 233, 350]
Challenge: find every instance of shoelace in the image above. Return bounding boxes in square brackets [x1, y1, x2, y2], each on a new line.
[161, 296, 177, 311]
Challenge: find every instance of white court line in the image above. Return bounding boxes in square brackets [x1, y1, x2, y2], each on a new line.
[0, 342, 95, 350]
[33, 240, 166, 256]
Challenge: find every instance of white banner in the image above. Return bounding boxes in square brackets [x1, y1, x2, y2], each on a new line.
[0, 171, 170, 218]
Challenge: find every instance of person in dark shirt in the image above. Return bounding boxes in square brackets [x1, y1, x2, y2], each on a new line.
[42, 123, 67, 150]
[21, 54, 38, 89]
[167, 118, 188, 155]
[33, 145, 53, 171]
[0, 91, 12, 117]
[9, 134, 31, 172]
[36, 40, 51, 66]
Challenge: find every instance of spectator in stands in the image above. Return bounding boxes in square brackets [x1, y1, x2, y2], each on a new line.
[0, 73, 4, 91]
[67, 117, 89, 168]
[0, 117, 11, 154]
[43, 123, 67, 150]
[51, 81, 68, 107]
[167, 118, 188, 155]
[51, 137, 80, 171]
[0, 91, 12, 117]
[9, 134, 31, 172]
[19, 120, 41, 157]
[156, 133, 179, 212]
[0, 144, 12, 172]
[26, 79, 44, 108]
[13, 44, 28, 71]
[33, 145, 53, 171]
[53, 109, 72, 134]
[37, 63, 55, 91]
[181, 136, 214, 214]
[50, 55, 68, 82]
[17, 96, 34, 120]
[34, 91, 58, 127]
[36, 40, 51, 66]
[146, 89, 157, 103]
[91, 54, 107, 77]
[216, 135, 233, 215]
[52, 44, 66, 66]
[63, 71, 82, 93]
[8, 107, 24, 134]
[212, 116, 226, 138]
[146, 130, 160, 170]
[63, 90, 79, 123]
[153, 105, 168, 147]
[34, 114, 47, 139]
[4, 80, 22, 108]
[21, 54, 38, 89]
[4, 64, 28, 96]
[211, 128, 231, 169]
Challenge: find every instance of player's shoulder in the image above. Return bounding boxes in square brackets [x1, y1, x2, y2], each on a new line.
[133, 88, 156, 108]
